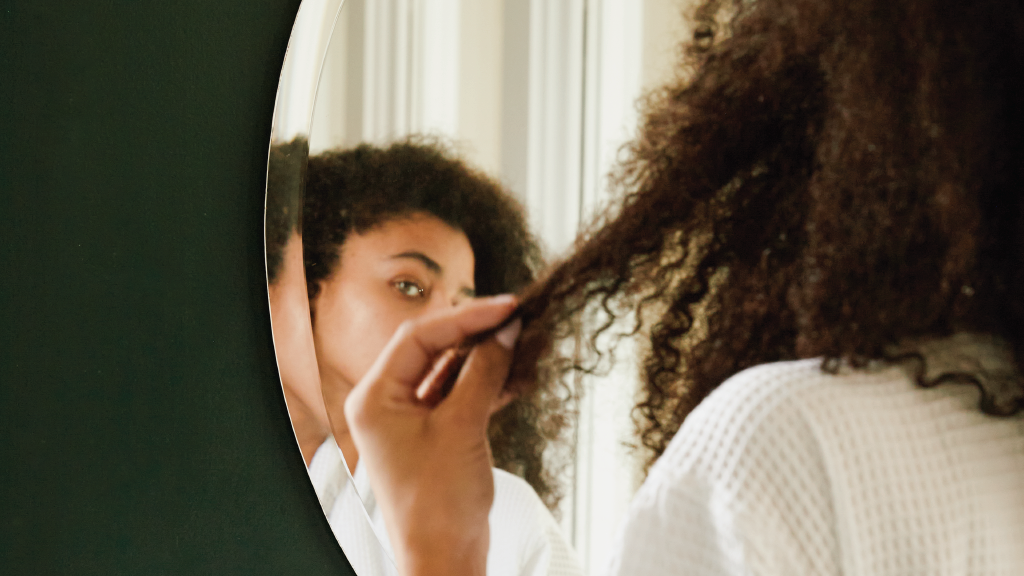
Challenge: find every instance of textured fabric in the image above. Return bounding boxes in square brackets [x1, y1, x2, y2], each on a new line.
[308, 439, 397, 576]
[308, 438, 583, 576]
[605, 344, 1024, 576]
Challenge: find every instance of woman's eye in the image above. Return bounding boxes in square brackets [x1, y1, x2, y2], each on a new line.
[394, 280, 425, 298]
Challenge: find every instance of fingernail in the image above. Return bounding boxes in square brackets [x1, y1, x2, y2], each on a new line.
[490, 294, 518, 307]
[494, 318, 522, 350]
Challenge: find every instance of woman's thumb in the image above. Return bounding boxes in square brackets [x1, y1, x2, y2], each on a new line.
[444, 319, 521, 426]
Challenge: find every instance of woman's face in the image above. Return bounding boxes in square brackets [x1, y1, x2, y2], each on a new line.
[310, 213, 476, 398]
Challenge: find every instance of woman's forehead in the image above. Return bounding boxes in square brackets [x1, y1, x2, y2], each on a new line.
[339, 214, 475, 281]
[345, 214, 467, 252]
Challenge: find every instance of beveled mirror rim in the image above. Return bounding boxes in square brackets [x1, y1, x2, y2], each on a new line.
[264, 1, 401, 575]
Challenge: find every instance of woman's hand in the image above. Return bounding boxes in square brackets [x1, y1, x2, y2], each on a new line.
[344, 295, 521, 576]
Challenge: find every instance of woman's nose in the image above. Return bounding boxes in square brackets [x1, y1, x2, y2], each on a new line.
[431, 289, 468, 312]
[426, 291, 460, 313]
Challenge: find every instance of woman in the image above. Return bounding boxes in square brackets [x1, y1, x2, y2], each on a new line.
[299, 139, 581, 576]
[344, 0, 1024, 574]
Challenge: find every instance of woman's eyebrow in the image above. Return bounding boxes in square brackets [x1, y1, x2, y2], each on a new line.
[390, 251, 442, 274]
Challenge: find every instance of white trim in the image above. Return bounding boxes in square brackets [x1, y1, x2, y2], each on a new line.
[345, 0, 461, 144]
[417, 0, 460, 136]
[500, 0, 586, 259]
[574, 1, 645, 573]
[580, 0, 644, 218]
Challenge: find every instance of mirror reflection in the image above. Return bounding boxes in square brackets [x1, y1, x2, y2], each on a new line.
[269, 0, 693, 574]
[302, 139, 578, 576]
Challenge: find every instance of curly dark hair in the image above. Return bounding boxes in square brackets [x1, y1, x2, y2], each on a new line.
[510, 0, 1024, 469]
[265, 137, 308, 285]
[302, 138, 569, 509]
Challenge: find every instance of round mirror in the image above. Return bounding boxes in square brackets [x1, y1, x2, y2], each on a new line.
[266, 1, 690, 574]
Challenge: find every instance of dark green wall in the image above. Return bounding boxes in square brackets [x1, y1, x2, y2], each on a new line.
[1, 2, 354, 573]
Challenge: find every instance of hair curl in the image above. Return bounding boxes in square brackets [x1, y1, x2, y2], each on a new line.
[302, 138, 569, 509]
[511, 0, 1024, 469]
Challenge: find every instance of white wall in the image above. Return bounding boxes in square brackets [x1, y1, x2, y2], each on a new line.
[458, 0, 505, 176]
[643, 0, 691, 95]
[310, 0, 507, 178]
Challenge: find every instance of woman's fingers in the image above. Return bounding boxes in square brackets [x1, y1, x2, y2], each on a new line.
[347, 295, 518, 427]
[343, 296, 519, 576]
[374, 295, 517, 387]
[415, 348, 462, 405]
[443, 319, 521, 427]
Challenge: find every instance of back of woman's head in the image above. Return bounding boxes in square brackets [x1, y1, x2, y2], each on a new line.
[513, 0, 1024, 462]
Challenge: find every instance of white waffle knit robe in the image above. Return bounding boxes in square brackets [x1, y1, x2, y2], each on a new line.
[606, 339, 1024, 576]
[308, 435, 583, 576]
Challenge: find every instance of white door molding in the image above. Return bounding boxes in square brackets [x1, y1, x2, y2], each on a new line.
[501, 0, 587, 258]
[356, 0, 461, 144]
[574, 2, 646, 573]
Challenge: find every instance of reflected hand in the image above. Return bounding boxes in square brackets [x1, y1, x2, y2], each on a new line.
[345, 295, 521, 576]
